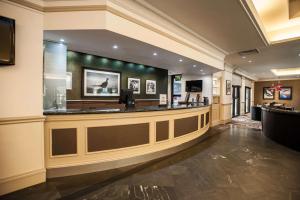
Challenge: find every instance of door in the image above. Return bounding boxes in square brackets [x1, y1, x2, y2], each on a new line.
[245, 87, 251, 114]
[232, 86, 240, 117]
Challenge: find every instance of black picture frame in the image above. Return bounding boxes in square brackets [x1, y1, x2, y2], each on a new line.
[263, 87, 275, 100]
[226, 80, 231, 95]
[0, 16, 15, 66]
[279, 87, 292, 100]
[127, 77, 141, 94]
[81, 67, 121, 97]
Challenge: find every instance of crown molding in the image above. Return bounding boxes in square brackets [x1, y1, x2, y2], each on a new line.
[238, 0, 270, 46]
[256, 77, 300, 82]
[6, 0, 226, 70]
[233, 68, 258, 81]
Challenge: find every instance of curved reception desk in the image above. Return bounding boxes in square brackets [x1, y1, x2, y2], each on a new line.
[44, 105, 210, 178]
[262, 106, 300, 151]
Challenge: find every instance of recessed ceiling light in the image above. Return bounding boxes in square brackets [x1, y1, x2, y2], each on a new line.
[200, 69, 203, 72]
[113, 45, 118, 49]
[248, 60, 252, 63]
[179, 59, 183, 62]
[271, 68, 300, 76]
[193, 65, 197, 67]
[298, 53, 300, 57]
[60, 38, 64, 42]
[242, 56, 246, 59]
[153, 52, 157, 56]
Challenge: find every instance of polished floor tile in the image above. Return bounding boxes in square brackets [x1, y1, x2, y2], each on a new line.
[2, 123, 300, 200]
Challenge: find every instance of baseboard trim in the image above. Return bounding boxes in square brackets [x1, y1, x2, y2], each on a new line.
[0, 169, 46, 196]
[221, 119, 232, 124]
[0, 116, 45, 125]
[211, 120, 222, 127]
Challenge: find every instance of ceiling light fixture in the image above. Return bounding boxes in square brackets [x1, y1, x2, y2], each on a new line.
[200, 69, 203, 72]
[248, 60, 252, 63]
[153, 52, 157, 56]
[179, 59, 183, 62]
[60, 38, 64, 42]
[242, 56, 246, 59]
[271, 68, 300, 76]
[193, 65, 197, 68]
[113, 45, 118, 49]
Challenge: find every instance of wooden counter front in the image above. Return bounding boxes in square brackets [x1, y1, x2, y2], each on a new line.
[44, 106, 210, 178]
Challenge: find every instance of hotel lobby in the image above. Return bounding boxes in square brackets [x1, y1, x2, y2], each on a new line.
[0, 0, 300, 199]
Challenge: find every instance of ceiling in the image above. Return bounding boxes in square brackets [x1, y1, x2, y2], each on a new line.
[141, 0, 267, 54]
[43, 0, 300, 80]
[226, 39, 300, 79]
[251, 0, 300, 43]
[44, 30, 220, 76]
[139, 0, 300, 80]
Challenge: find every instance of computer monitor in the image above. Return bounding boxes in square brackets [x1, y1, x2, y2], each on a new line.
[119, 89, 135, 108]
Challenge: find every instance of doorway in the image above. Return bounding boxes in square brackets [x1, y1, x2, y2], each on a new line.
[232, 85, 240, 117]
[245, 87, 251, 114]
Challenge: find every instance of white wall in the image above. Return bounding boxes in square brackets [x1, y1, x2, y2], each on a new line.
[176, 74, 213, 103]
[221, 70, 233, 104]
[232, 74, 242, 86]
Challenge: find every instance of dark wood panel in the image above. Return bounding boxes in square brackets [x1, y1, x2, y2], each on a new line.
[156, 121, 169, 142]
[52, 128, 77, 156]
[87, 123, 149, 152]
[206, 112, 210, 125]
[201, 114, 204, 128]
[174, 116, 198, 137]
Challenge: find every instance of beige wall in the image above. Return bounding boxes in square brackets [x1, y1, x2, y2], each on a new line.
[254, 79, 300, 110]
[0, 1, 43, 118]
[0, 1, 45, 195]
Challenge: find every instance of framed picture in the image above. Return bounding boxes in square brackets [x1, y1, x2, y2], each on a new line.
[279, 87, 292, 100]
[226, 80, 231, 95]
[82, 68, 121, 97]
[263, 87, 275, 100]
[128, 78, 140, 94]
[146, 80, 156, 94]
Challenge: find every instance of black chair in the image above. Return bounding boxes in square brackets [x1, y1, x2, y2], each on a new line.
[251, 106, 262, 121]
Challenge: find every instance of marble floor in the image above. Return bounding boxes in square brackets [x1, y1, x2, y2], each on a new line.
[2, 124, 300, 200]
[231, 114, 262, 130]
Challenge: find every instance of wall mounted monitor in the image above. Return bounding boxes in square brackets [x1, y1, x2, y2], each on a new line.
[186, 80, 203, 92]
[0, 16, 15, 66]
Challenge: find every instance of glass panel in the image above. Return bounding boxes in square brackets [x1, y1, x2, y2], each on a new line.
[43, 41, 67, 110]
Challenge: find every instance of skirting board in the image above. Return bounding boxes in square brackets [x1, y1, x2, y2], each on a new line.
[0, 169, 46, 196]
[211, 120, 223, 127]
[221, 118, 232, 124]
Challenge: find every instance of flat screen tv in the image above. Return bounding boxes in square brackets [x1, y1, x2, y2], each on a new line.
[0, 16, 15, 66]
[186, 80, 202, 92]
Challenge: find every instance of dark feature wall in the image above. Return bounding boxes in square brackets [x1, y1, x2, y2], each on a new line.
[67, 51, 168, 100]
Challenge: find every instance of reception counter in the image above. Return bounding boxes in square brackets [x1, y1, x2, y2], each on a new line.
[262, 106, 300, 151]
[44, 104, 211, 178]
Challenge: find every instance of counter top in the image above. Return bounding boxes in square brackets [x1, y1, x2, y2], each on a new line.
[44, 104, 209, 115]
[262, 106, 300, 116]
